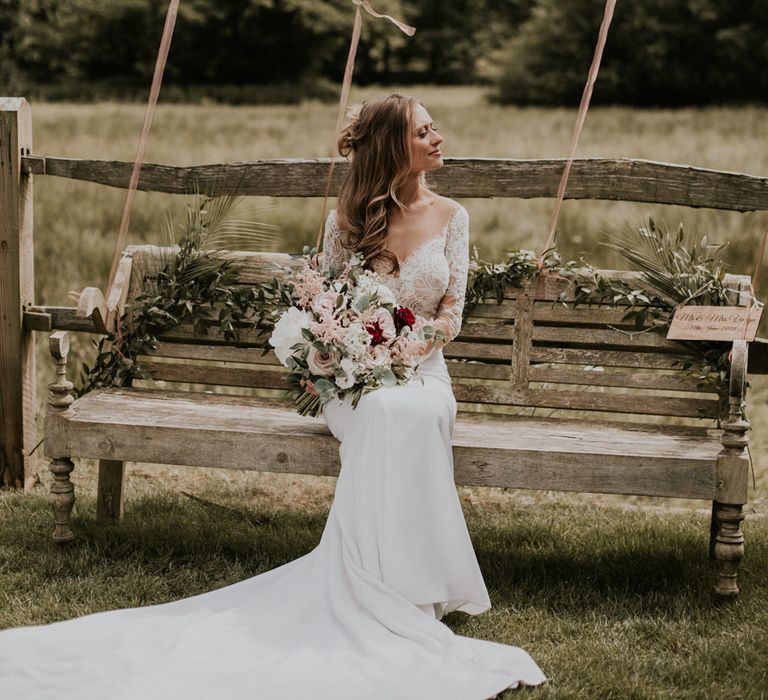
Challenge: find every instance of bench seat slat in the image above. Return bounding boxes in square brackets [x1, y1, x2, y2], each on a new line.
[47, 387, 720, 499]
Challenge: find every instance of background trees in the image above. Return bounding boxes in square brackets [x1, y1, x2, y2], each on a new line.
[0, 0, 766, 105]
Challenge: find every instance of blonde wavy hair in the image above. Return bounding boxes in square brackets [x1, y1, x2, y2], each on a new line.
[335, 93, 426, 276]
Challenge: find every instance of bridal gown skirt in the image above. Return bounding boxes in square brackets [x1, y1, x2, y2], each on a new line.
[0, 349, 546, 699]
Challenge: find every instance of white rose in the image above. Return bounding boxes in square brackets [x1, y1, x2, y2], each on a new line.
[335, 372, 355, 390]
[306, 347, 337, 376]
[375, 283, 396, 306]
[353, 274, 377, 302]
[268, 307, 311, 365]
[339, 357, 357, 376]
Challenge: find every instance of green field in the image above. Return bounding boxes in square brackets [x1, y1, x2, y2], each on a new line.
[4, 87, 768, 697]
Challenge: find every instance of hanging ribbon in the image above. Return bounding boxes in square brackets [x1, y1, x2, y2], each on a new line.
[105, 0, 180, 301]
[315, 0, 416, 252]
[539, 0, 617, 259]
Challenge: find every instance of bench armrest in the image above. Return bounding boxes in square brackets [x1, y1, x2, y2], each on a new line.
[48, 330, 73, 413]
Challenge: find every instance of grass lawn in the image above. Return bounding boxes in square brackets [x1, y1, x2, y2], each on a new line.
[2, 87, 768, 697]
[2, 469, 767, 698]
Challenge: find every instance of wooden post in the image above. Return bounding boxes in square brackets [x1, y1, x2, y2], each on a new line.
[0, 98, 36, 490]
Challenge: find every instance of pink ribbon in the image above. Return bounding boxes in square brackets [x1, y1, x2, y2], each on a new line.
[105, 0, 179, 303]
[540, 0, 617, 258]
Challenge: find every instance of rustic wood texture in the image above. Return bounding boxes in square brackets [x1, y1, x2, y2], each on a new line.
[45, 331, 75, 543]
[451, 385, 719, 418]
[24, 306, 99, 332]
[21, 155, 768, 211]
[0, 98, 36, 489]
[49, 387, 720, 499]
[713, 502, 745, 597]
[122, 247, 723, 421]
[96, 460, 126, 524]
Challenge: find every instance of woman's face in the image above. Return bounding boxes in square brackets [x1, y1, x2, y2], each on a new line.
[409, 103, 444, 174]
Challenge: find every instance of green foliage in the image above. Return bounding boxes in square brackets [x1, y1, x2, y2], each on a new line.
[2, 0, 533, 95]
[78, 193, 289, 395]
[495, 0, 768, 106]
[465, 218, 752, 391]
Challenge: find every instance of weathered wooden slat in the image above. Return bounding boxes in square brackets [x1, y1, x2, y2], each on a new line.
[530, 346, 694, 370]
[446, 362, 511, 381]
[24, 305, 99, 332]
[465, 303, 517, 320]
[47, 388, 720, 498]
[526, 366, 714, 393]
[443, 341, 515, 362]
[155, 325, 269, 347]
[143, 350, 708, 392]
[532, 325, 687, 351]
[532, 304, 650, 327]
[455, 322, 515, 341]
[451, 385, 720, 418]
[140, 360, 289, 391]
[146, 341, 280, 365]
[23, 155, 768, 211]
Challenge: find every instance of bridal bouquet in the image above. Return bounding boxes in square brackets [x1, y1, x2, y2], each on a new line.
[268, 254, 443, 416]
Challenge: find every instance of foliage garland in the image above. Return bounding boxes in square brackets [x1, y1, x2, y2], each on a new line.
[81, 212, 755, 398]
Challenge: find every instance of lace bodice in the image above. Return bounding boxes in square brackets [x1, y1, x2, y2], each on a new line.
[321, 205, 470, 343]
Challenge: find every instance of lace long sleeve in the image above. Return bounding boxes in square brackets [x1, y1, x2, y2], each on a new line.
[433, 204, 470, 344]
[321, 209, 352, 277]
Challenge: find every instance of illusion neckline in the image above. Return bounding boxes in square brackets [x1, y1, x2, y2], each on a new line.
[388, 204, 462, 268]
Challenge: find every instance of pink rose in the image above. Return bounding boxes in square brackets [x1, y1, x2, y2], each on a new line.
[311, 290, 339, 317]
[306, 347, 338, 376]
[366, 344, 391, 368]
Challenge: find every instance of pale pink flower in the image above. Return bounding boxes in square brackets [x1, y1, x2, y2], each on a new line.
[367, 307, 396, 343]
[311, 290, 339, 317]
[366, 344, 391, 369]
[307, 347, 338, 376]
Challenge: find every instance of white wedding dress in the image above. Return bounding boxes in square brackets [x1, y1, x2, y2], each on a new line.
[0, 204, 546, 699]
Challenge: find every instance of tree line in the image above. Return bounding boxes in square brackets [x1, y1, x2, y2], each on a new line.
[1, 0, 765, 105]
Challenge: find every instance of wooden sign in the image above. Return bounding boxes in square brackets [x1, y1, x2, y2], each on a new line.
[667, 305, 763, 342]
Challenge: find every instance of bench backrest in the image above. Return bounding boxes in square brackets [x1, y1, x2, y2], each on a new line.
[126, 245, 750, 425]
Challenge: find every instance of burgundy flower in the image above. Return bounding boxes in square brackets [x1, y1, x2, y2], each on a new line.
[394, 306, 416, 332]
[366, 321, 386, 346]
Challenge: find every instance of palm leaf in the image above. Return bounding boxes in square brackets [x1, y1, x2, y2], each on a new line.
[602, 218, 729, 306]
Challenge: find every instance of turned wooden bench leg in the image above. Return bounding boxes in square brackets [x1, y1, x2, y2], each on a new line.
[711, 502, 745, 597]
[46, 331, 76, 544]
[97, 460, 126, 523]
[712, 340, 750, 597]
[49, 457, 75, 543]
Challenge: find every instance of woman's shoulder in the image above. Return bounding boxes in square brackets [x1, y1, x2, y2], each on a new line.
[429, 194, 466, 215]
[430, 195, 468, 228]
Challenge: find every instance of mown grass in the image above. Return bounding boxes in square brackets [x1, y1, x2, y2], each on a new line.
[5, 87, 768, 697]
[2, 475, 767, 698]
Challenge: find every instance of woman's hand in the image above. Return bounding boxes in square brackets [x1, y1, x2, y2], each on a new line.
[422, 317, 450, 356]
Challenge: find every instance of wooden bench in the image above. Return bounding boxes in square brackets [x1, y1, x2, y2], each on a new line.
[44, 244, 753, 597]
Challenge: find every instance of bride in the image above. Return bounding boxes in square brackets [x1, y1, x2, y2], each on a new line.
[0, 93, 546, 699]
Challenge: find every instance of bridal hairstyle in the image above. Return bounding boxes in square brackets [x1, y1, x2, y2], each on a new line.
[336, 92, 428, 275]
